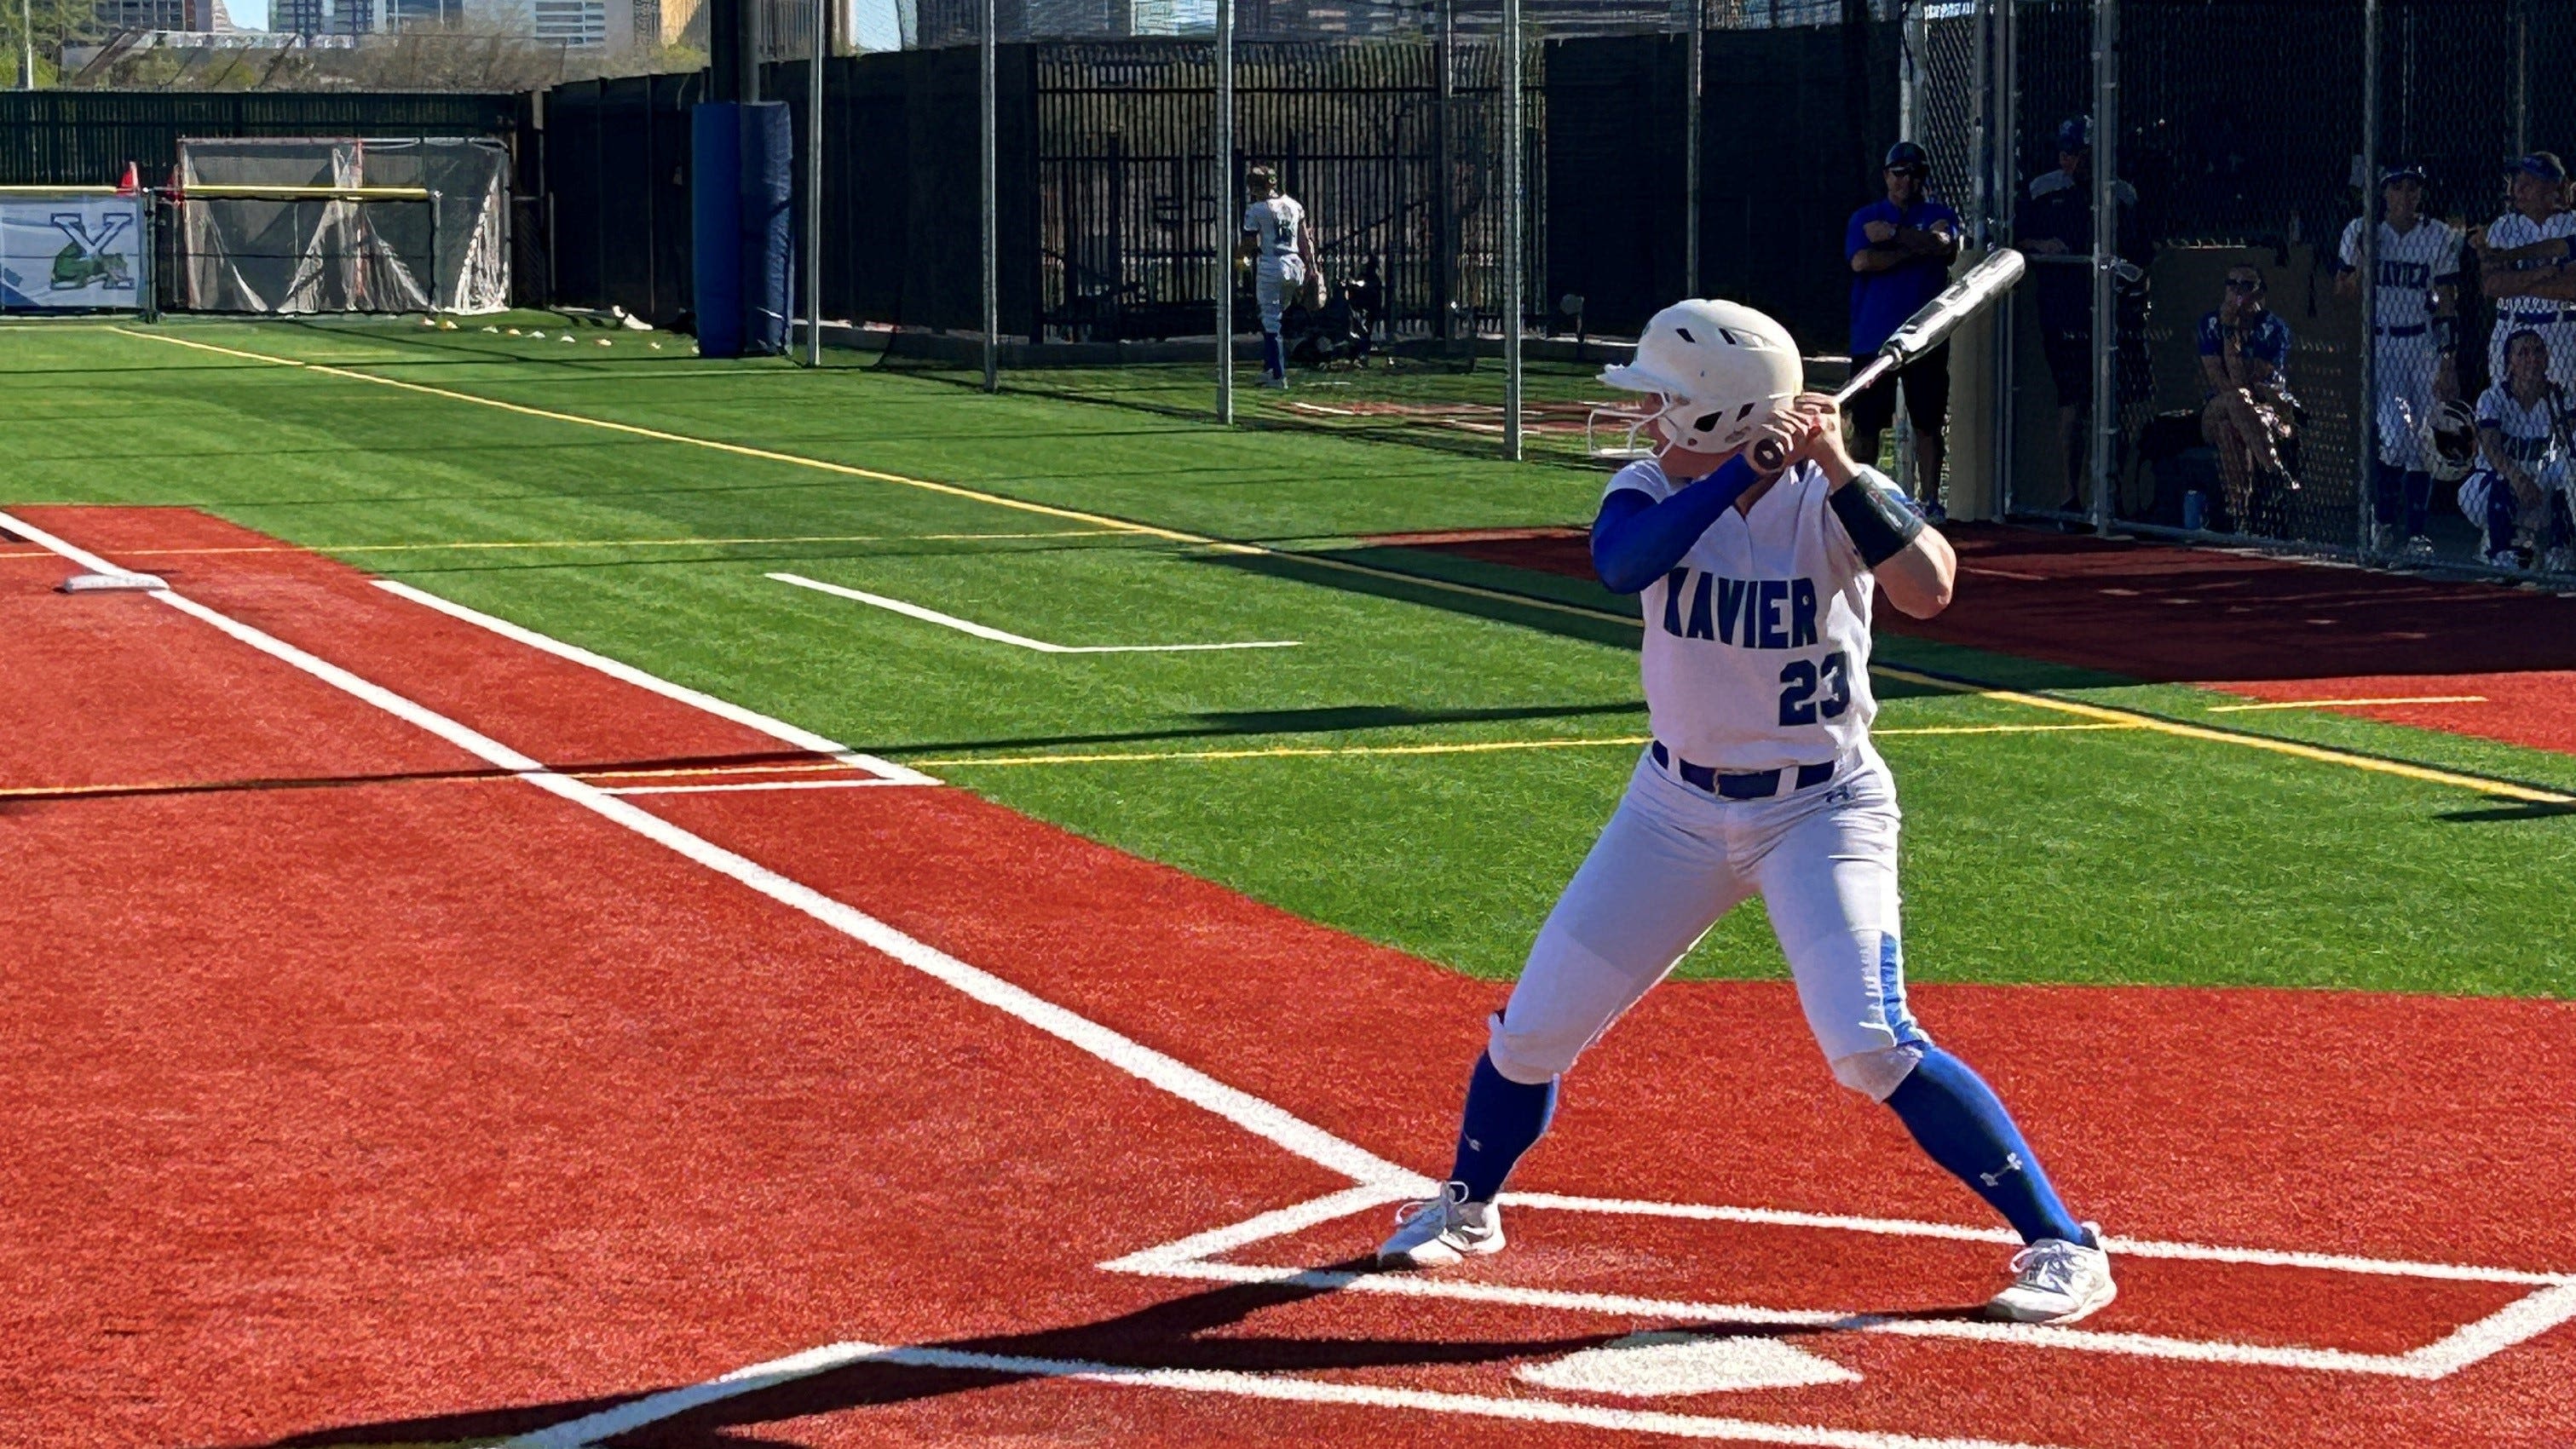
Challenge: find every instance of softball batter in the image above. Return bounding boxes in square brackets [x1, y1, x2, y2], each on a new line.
[1375, 299, 2117, 1326]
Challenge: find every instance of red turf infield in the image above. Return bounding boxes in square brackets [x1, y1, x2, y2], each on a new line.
[1392, 523, 2576, 756]
[6, 509, 2574, 1449]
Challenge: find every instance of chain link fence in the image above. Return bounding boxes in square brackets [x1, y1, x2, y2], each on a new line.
[1917, 0, 2576, 584]
[831, 0, 1900, 463]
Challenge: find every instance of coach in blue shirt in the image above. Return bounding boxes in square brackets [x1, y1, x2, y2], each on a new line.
[1847, 141, 1962, 515]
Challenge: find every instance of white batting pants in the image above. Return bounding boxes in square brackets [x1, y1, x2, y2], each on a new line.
[2373, 333, 2441, 469]
[1255, 255, 1306, 335]
[1486, 748, 1929, 1100]
[2489, 311, 2576, 395]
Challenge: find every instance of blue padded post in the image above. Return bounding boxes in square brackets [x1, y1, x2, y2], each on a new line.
[691, 102, 746, 359]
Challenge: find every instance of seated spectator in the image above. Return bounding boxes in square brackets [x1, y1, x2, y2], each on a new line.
[2459, 328, 2576, 573]
[2196, 265, 2298, 535]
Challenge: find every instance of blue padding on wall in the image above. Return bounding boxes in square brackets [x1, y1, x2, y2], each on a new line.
[691, 102, 746, 359]
[739, 101, 792, 357]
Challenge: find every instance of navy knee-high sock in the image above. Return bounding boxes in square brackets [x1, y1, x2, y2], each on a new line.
[2403, 470, 2433, 537]
[2487, 481, 2520, 554]
[1884, 1046, 2085, 1245]
[1447, 1051, 1558, 1205]
[1262, 331, 1285, 379]
[2372, 461, 2406, 526]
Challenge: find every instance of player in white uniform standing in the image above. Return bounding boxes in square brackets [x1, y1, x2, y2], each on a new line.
[2475, 153, 2576, 393]
[2459, 329, 2576, 572]
[1237, 165, 1312, 390]
[1375, 300, 2118, 1326]
[2338, 164, 2463, 556]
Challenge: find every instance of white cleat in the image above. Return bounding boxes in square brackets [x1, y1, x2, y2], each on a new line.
[1988, 1223, 2117, 1325]
[1376, 1182, 1504, 1270]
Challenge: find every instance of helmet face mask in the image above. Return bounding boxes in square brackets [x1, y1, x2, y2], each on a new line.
[1584, 396, 1663, 461]
[1593, 299, 1803, 463]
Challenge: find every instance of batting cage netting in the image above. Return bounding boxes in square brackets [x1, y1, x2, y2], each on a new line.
[170, 136, 511, 316]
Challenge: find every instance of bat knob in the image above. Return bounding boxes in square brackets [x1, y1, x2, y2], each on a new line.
[1751, 437, 1788, 471]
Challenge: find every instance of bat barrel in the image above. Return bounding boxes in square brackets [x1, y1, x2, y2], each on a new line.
[1749, 248, 2023, 472]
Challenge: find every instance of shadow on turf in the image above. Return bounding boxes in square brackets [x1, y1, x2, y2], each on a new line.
[869, 356, 1553, 464]
[2436, 800, 2576, 821]
[245, 1267, 1988, 1447]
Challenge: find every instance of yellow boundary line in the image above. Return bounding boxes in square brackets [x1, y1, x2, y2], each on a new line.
[1875, 668, 2573, 805]
[0, 724, 2139, 797]
[95, 325, 2575, 807]
[107, 326, 1227, 548]
[911, 722, 2143, 769]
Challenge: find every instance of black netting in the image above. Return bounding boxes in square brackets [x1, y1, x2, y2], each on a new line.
[1895, 0, 2571, 581]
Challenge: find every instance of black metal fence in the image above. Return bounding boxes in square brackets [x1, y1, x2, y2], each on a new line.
[0, 90, 530, 188]
[539, 72, 700, 322]
[526, 22, 1894, 358]
[1029, 39, 1540, 347]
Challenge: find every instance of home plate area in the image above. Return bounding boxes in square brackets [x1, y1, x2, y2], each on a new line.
[1058, 1180, 2576, 1446]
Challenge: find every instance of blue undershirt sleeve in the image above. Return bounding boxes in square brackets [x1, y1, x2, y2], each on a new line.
[1588, 455, 1765, 595]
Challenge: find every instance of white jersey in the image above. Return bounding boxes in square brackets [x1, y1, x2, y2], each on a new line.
[1242, 196, 1305, 263]
[2338, 216, 2461, 328]
[2475, 382, 2570, 469]
[1606, 457, 1880, 773]
[2483, 210, 2576, 322]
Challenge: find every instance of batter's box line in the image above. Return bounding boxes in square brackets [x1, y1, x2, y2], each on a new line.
[1097, 1185, 2576, 1381]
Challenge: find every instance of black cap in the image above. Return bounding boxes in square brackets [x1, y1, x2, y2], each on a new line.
[1884, 141, 1930, 175]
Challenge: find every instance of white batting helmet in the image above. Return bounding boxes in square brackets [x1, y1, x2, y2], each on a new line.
[1599, 299, 1804, 457]
[2425, 399, 2479, 483]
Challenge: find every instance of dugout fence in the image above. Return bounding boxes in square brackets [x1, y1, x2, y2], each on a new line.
[1915, 0, 2576, 583]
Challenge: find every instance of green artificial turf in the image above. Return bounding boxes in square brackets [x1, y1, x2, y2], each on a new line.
[6, 316, 2569, 998]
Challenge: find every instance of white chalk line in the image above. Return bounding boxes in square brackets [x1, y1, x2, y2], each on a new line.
[502, 1338, 2083, 1449]
[19, 509, 2573, 1440]
[769, 571, 1303, 653]
[374, 578, 939, 785]
[1101, 1188, 2576, 1383]
[597, 777, 914, 796]
[5, 511, 1405, 1194]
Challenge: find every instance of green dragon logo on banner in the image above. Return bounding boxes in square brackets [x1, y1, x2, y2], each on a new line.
[48, 210, 136, 292]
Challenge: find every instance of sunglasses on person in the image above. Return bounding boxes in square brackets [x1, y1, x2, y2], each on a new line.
[2225, 276, 2264, 292]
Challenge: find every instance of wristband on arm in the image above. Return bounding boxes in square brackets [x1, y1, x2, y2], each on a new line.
[1828, 473, 1927, 567]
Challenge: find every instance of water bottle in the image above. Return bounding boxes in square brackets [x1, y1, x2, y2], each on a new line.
[2182, 490, 2206, 532]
